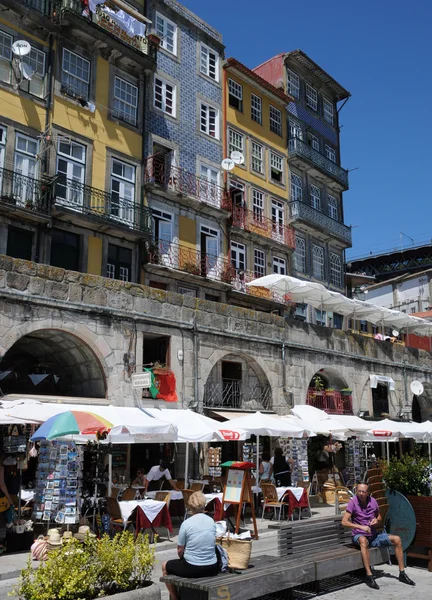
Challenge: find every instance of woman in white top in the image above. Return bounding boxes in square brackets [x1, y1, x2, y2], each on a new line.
[259, 451, 273, 482]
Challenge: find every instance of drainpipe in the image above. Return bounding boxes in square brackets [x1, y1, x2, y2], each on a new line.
[193, 314, 200, 413]
[282, 342, 290, 407]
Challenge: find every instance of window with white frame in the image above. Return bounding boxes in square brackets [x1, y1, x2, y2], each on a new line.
[56, 139, 86, 206]
[20, 47, 45, 97]
[251, 141, 263, 174]
[323, 98, 334, 125]
[230, 179, 244, 207]
[270, 151, 283, 183]
[0, 126, 6, 174]
[289, 120, 302, 140]
[228, 128, 243, 155]
[328, 195, 338, 220]
[273, 256, 286, 275]
[325, 144, 336, 162]
[290, 172, 302, 201]
[294, 237, 306, 273]
[228, 78, 243, 111]
[251, 93, 262, 123]
[13, 133, 38, 207]
[62, 48, 90, 98]
[200, 103, 219, 138]
[200, 163, 221, 206]
[287, 69, 300, 99]
[113, 76, 138, 125]
[252, 189, 264, 222]
[230, 241, 246, 271]
[306, 84, 318, 111]
[270, 105, 282, 135]
[254, 248, 265, 278]
[155, 12, 177, 55]
[310, 134, 320, 152]
[200, 43, 218, 81]
[312, 244, 325, 280]
[330, 252, 342, 287]
[154, 76, 175, 116]
[110, 158, 135, 224]
[0, 29, 12, 83]
[310, 184, 321, 210]
[107, 243, 132, 282]
[271, 199, 284, 242]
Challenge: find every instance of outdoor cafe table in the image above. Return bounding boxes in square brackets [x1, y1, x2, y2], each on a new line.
[119, 499, 173, 533]
[252, 486, 308, 519]
[146, 490, 184, 518]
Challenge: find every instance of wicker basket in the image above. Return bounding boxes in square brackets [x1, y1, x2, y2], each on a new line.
[217, 535, 252, 570]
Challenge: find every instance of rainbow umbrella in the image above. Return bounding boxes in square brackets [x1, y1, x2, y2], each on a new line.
[30, 410, 112, 441]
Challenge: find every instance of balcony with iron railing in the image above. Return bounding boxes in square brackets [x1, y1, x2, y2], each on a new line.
[203, 379, 272, 411]
[306, 389, 353, 415]
[52, 177, 151, 237]
[144, 156, 232, 212]
[0, 167, 52, 215]
[231, 204, 296, 249]
[229, 268, 294, 306]
[289, 200, 352, 246]
[288, 138, 349, 190]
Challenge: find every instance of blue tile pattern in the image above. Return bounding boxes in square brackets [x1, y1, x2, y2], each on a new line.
[288, 102, 338, 145]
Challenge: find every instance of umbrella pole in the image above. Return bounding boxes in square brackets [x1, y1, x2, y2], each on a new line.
[108, 453, 112, 497]
[386, 441, 390, 464]
[256, 435, 260, 486]
[18, 466, 22, 520]
[428, 441, 431, 461]
[184, 442, 189, 486]
[365, 444, 368, 472]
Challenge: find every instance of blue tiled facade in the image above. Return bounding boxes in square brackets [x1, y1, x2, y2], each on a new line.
[145, 0, 224, 173]
[287, 102, 338, 146]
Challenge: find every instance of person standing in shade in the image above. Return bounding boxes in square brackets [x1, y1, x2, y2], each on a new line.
[144, 460, 178, 493]
[259, 451, 273, 483]
[271, 447, 294, 486]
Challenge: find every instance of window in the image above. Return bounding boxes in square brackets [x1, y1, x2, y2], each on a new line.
[110, 158, 135, 224]
[230, 241, 246, 271]
[333, 313, 343, 329]
[251, 141, 263, 174]
[56, 139, 86, 207]
[271, 199, 284, 242]
[310, 184, 321, 210]
[107, 243, 132, 282]
[325, 144, 336, 162]
[200, 103, 219, 138]
[200, 225, 219, 276]
[178, 285, 197, 297]
[50, 229, 80, 271]
[113, 76, 138, 126]
[270, 105, 282, 135]
[230, 179, 244, 207]
[315, 309, 326, 326]
[228, 78, 243, 111]
[306, 84, 318, 111]
[155, 12, 177, 55]
[252, 189, 264, 222]
[14, 133, 38, 207]
[290, 173, 302, 201]
[254, 248, 265, 278]
[200, 164, 221, 206]
[0, 29, 12, 83]
[228, 128, 243, 155]
[273, 256, 286, 275]
[20, 47, 45, 98]
[62, 49, 90, 98]
[251, 93, 262, 123]
[200, 44, 218, 81]
[310, 134, 320, 152]
[312, 244, 325, 280]
[152, 208, 173, 258]
[154, 77, 175, 116]
[294, 237, 306, 273]
[270, 152, 283, 183]
[287, 69, 300, 99]
[330, 253, 342, 287]
[328, 195, 338, 220]
[295, 303, 307, 321]
[289, 121, 302, 140]
[0, 126, 5, 185]
[323, 98, 334, 125]
[7, 227, 33, 260]
[143, 333, 170, 367]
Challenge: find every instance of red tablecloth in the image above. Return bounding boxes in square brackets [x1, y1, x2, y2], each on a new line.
[282, 489, 308, 518]
[135, 504, 173, 533]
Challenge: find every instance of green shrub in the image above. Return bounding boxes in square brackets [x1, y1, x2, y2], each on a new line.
[380, 452, 432, 497]
[12, 532, 155, 600]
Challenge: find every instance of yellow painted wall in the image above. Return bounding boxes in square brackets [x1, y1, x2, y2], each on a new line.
[87, 236, 103, 275]
[178, 216, 197, 271]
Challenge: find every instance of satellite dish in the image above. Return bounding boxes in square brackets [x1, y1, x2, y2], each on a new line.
[12, 40, 31, 57]
[410, 380, 424, 396]
[230, 151, 244, 165]
[19, 62, 34, 81]
[392, 329, 399, 337]
[221, 158, 235, 171]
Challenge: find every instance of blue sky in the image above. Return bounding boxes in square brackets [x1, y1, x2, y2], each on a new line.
[182, 0, 432, 259]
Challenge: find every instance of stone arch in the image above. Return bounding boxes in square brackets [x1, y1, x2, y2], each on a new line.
[0, 328, 107, 398]
[305, 366, 352, 414]
[413, 382, 432, 422]
[307, 367, 349, 392]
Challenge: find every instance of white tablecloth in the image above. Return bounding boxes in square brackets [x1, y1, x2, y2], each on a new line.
[204, 493, 223, 506]
[252, 486, 304, 502]
[119, 499, 166, 524]
[146, 490, 184, 501]
[20, 490, 35, 502]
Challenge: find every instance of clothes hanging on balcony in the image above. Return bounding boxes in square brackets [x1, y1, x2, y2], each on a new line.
[86, 1, 146, 38]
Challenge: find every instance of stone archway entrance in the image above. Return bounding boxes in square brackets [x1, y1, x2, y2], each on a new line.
[412, 382, 432, 422]
[0, 329, 106, 398]
[306, 367, 353, 414]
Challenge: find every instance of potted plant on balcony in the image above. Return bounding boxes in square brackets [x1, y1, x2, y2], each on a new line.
[147, 33, 161, 47]
[183, 260, 201, 276]
[311, 375, 325, 398]
[325, 388, 336, 398]
[340, 387, 352, 396]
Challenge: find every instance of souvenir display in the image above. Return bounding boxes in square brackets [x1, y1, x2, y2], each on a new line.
[208, 447, 222, 478]
[279, 438, 309, 483]
[33, 441, 83, 525]
[344, 438, 363, 486]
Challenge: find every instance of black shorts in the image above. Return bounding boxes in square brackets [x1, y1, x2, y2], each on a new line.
[165, 558, 219, 578]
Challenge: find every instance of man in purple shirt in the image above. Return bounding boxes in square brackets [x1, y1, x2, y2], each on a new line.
[342, 482, 415, 589]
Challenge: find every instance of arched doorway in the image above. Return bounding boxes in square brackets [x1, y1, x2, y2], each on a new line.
[0, 330, 106, 398]
[306, 367, 352, 415]
[412, 382, 432, 422]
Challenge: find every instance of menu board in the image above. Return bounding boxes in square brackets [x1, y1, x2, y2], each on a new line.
[112, 446, 127, 470]
[224, 469, 244, 504]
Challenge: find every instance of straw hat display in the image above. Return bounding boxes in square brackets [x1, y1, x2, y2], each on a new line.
[74, 525, 96, 541]
[46, 529, 62, 551]
[62, 531, 73, 543]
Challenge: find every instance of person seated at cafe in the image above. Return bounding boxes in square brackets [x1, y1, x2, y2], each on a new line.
[162, 491, 218, 600]
[271, 447, 294, 486]
[259, 451, 273, 483]
[144, 460, 178, 492]
[131, 469, 146, 487]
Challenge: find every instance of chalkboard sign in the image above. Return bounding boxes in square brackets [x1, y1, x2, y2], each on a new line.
[112, 446, 127, 470]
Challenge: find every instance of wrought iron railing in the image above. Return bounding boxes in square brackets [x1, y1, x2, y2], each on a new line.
[289, 200, 352, 245]
[12, 0, 58, 15]
[306, 389, 353, 415]
[145, 155, 232, 211]
[53, 177, 151, 235]
[288, 138, 349, 188]
[0, 167, 52, 214]
[229, 269, 293, 306]
[231, 205, 295, 249]
[146, 239, 232, 281]
[203, 379, 272, 410]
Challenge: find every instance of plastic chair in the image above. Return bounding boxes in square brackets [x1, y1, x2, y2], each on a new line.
[182, 489, 195, 520]
[367, 468, 383, 479]
[153, 492, 172, 541]
[369, 482, 386, 495]
[105, 497, 133, 532]
[261, 483, 287, 521]
[121, 487, 137, 501]
[368, 475, 383, 486]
